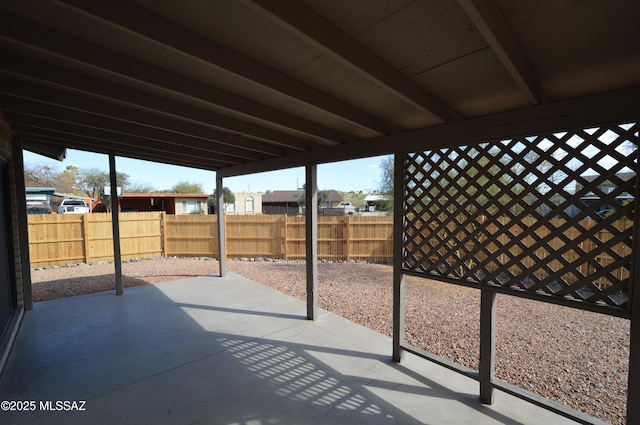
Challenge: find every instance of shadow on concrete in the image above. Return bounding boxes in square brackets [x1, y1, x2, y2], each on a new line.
[0, 274, 573, 424]
[31, 275, 153, 302]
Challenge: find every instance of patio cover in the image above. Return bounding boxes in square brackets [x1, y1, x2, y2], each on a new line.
[1, 1, 640, 424]
[0, 0, 637, 173]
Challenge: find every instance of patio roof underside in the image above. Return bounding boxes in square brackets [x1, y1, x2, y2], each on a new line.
[0, 0, 639, 175]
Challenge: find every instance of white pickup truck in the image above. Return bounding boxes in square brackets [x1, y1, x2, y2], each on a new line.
[57, 199, 90, 214]
[338, 201, 357, 215]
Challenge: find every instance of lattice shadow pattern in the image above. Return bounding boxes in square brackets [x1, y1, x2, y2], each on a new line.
[402, 122, 638, 314]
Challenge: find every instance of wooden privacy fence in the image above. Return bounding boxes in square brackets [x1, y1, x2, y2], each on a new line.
[27, 212, 630, 282]
[27, 213, 395, 267]
[28, 212, 164, 267]
[410, 215, 632, 289]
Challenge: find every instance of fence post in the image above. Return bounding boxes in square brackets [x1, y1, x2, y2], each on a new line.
[282, 214, 288, 260]
[83, 213, 91, 264]
[345, 215, 352, 262]
[161, 212, 167, 257]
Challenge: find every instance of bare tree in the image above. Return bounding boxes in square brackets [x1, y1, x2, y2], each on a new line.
[24, 162, 60, 188]
[171, 180, 204, 193]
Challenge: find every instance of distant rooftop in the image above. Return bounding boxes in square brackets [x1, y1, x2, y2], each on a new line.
[122, 193, 209, 198]
[262, 190, 342, 203]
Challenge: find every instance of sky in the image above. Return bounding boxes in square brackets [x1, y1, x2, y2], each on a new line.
[22, 149, 389, 194]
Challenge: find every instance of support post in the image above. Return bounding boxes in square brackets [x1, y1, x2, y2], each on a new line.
[480, 290, 497, 404]
[392, 152, 406, 362]
[216, 174, 226, 277]
[108, 152, 123, 295]
[626, 140, 640, 424]
[11, 137, 32, 310]
[630, 287, 640, 425]
[305, 163, 318, 320]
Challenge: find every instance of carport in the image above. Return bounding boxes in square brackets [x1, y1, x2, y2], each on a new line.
[0, 1, 638, 424]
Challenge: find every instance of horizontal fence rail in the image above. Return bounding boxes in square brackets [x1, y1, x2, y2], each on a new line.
[27, 213, 630, 279]
[27, 213, 394, 267]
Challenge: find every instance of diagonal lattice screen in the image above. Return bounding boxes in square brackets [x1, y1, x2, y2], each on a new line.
[402, 122, 638, 313]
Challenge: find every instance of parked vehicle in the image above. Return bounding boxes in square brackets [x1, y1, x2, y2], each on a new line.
[338, 201, 357, 215]
[26, 200, 52, 215]
[57, 199, 90, 214]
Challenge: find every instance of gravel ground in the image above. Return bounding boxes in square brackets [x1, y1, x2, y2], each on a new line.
[31, 257, 629, 425]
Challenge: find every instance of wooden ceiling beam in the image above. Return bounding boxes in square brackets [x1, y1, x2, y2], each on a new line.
[0, 11, 352, 145]
[1, 52, 316, 151]
[244, 0, 461, 122]
[20, 139, 67, 161]
[457, 0, 544, 105]
[1, 96, 268, 161]
[7, 114, 244, 165]
[22, 136, 224, 171]
[14, 124, 233, 170]
[219, 85, 640, 177]
[0, 76, 286, 157]
[60, 0, 394, 136]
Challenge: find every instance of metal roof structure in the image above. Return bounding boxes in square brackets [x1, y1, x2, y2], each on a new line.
[0, 0, 638, 177]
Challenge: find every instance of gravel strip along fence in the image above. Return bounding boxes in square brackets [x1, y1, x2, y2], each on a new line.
[31, 257, 628, 425]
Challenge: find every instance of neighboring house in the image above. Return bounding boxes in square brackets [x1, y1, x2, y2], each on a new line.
[226, 193, 262, 215]
[261, 190, 301, 215]
[120, 193, 209, 214]
[262, 190, 343, 215]
[25, 187, 55, 214]
[363, 194, 391, 212]
[323, 190, 343, 208]
[537, 172, 635, 218]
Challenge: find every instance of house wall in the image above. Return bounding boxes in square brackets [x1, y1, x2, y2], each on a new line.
[120, 198, 154, 212]
[228, 193, 262, 215]
[119, 197, 175, 213]
[0, 121, 23, 310]
[0, 117, 27, 374]
[175, 198, 208, 215]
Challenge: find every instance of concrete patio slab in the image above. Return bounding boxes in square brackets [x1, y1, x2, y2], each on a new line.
[0, 273, 580, 424]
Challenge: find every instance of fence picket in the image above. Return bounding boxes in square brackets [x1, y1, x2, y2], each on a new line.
[27, 213, 394, 266]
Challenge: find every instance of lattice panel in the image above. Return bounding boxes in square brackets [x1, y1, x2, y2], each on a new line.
[402, 122, 638, 312]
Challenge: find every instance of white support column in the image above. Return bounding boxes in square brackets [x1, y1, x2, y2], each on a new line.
[305, 163, 318, 320]
[392, 152, 405, 362]
[216, 174, 226, 277]
[108, 152, 123, 295]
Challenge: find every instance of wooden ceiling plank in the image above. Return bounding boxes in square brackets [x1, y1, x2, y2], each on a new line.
[59, 0, 393, 135]
[14, 124, 233, 169]
[457, 0, 543, 105]
[1, 52, 316, 151]
[1, 95, 267, 161]
[21, 133, 230, 171]
[23, 136, 225, 171]
[8, 116, 244, 166]
[244, 0, 460, 122]
[20, 140, 67, 161]
[0, 11, 352, 145]
[0, 76, 286, 157]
